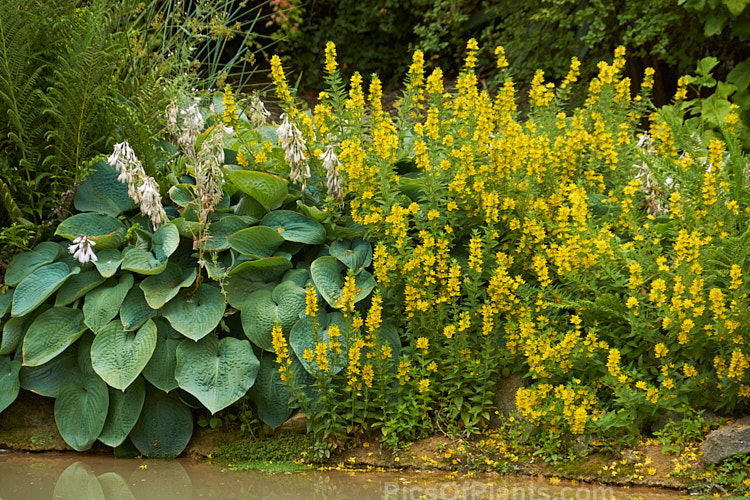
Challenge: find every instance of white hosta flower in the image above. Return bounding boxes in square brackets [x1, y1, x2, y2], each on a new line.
[248, 94, 271, 126]
[277, 114, 310, 188]
[137, 177, 168, 228]
[320, 145, 343, 202]
[69, 235, 97, 264]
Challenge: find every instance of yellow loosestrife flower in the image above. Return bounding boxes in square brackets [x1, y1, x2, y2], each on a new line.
[494, 45, 509, 68]
[415, 337, 429, 351]
[324, 41, 337, 74]
[305, 286, 317, 317]
[315, 342, 329, 371]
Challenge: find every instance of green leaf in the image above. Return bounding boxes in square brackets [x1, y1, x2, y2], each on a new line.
[161, 284, 225, 341]
[23, 307, 87, 366]
[261, 210, 326, 244]
[121, 247, 169, 275]
[289, 311, 349, 375]
[74, 161, 136, 216]
[93, 249, 122, 278]
[247, 352, 293, 429]
[56, 213, 127, 250]
[130, 388, 192, 458]
[19, 345, 82, 397]
[701, 94, 733, 127]
[329, 238, 372, 270]
[142, 318, 183, 392]
[0, 288, 12, 317]
[227, 225, 285, 258]
[310, 256, 376, 308]
[11, 263, 80, 317]
[91, 320, 157, 390]
[83, 274, 134, 333]
[198, 216, 248, 251]
[228, 257, 292, 281]
[728, 60, 750, 91]
[53, 462, 105, 500]
[226, 170, 288, 211]
[704, 14, 727, 36]
[168, 184, 196, 207]
[120, 286, 159, 331]
[54, 374, 109, 451]
[97, 472, 135, 500]
[4, 241, 61, 286]
[241, 281, 307, 352]
[0, 314, 31, 355]
[55, 271, 106, 306]
[0, 355, 21, 413]
[175, 336, 259, 414]
[140, 263, 197, 309]
[152, 223, 180, 262]
[724, 0, 748, 16]
[224, 276, 276, 309]
[98, 377, 146, 447]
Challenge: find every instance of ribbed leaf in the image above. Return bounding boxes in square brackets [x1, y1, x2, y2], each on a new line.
[91, 320, 157, 390]
[161, 284, 225, 341]
[119, 285, 159, 331]
[0, 355, 21, 413]
[74, 161, 136, 216]
[152, 223, 179, 262]
[55, 270, 106, 306]
[261, 210, 326, 244]
[54, 375, 109, 451]
[93, 249, 122, 278]
[19, 344, 82, 397]
[226, 225, 285, 258]
[225, 170, 287, 211]
[228, 256, 292, 281]
[4, 241, 61, 286]
[310, 256, 376, 308]
[121, 247, 168, 275]
[22, 307, 87, 366]
[98, 377, 145, 447]
[197, 216, 247, 251]
[241, 281, 307, 352]
[55, 213, 127, 250]
[247, 352, 293, 429]
[175, 336, 259, 414]
[139, 263, 196, 309]
[83, 274, 134, 333]
[329, 237, 372, 270]
[130, 388, 192, 458]
[11, 262, 80, 317]
[289, 311, 349, 376]
[142, 318, 183, 392]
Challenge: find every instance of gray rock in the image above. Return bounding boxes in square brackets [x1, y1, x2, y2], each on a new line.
[652, 409, 724, 435]
[264, 412, 308, 436]
[700, 417, 750, 465]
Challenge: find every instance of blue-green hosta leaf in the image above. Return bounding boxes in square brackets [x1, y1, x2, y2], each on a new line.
[228, 257, 292, 281]
[246, 352, 293, 429]
[261, 210, 326, 244]
[152, 223, 180, 262]
[171, 217, 201, 239]
[52, 462, 105, 500]
[5, 241, 61, 286]
[77, 331, 96, 376]
[289, 311, 349, 376]
[226, 225, 285, 258]
[55, 213, 127, 250]
[11, 263, 80, 317]
[121, 247, 168, 275]
[282, 268, 311, 287]
[329, 238, 372, 270]
[74, 160, 136, 216]
[225, 170, 288, 211]
[130, 388, 192, 458]
[168, 184, 196, 207]
[93, 249, 122, 278]
[175, 336, 259, 414]
[0, 288, 12, 317]
[0, 314, 31, 355]
[241, 281, 306, 352]
[0, 355, 21, 413]
[161, 284, 225, 341]
[198, 216, 248, 251]
[83, 274, 134, 333]
[54, 374, 109, 451]
[91, 320, 157, 391]
[139, 264, 197, 309]
[310, 256, 376, 308]
[224, 276, 276, 310]
[297, 202, 329, 222]
[23, 307, 87, 366]
[98, 377, 146, 448]
[234, 193, 265, 220]
[142, 319, 183, 392]
[120, 286, 159, 331]
[55, 271, 106, 306]
[19, 345, 82, 397]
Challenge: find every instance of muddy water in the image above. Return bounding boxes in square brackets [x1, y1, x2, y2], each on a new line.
[0, 452, 687, 500]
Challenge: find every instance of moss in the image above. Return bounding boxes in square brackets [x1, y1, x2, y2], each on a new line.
[212, 433, 315, 471]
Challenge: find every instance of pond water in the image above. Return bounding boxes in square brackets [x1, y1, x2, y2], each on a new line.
[0, 452, 687, 500]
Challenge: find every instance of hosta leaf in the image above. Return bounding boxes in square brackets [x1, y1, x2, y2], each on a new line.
[53, 462, 105, 500]
[241, 281, 306, 352]
[226, 170, 288, 211]
[97, 472, 135, 500]
[120, 286, 159, 331]
[98, 377, 146, 447]
[175, 336, 259, 414]
[55, 271, 106, 306]
[228, 256, 292, 281]
[289, 311, 349, 376]
[11, 263, 80, 317]
[55, 213, 127, 250]
[5, 241, 61, 286]
[329, 237, 372, 270]
[74, 160, 136, 216]
[0, 315, 31, 355]
[261, 210, 326, 244]
[130, 388, 192, 458]
[0, 288, 12, 317]
[121, 247, 168, 275]
[226, 225, 285, 258]
[161, 284, 225, 341]
[198, 216, 248, 251]
[19, 345, 82, 397]
[152, 223, 180, 262]
[310, 256, 376, 308]
[54, 374, 109, 451]
[91, 320, 157, 390]
[83, 274, 134, 333]
[23, 307, 87, 366]
[0, 355, 21, 413]
[168, 184, 196, 207]
[224, 276, 276, 309]
[142, 319, 183, 392]
[93, 249, 122, 278]
[247, 352, 293, 429]
[139, 263, 197, 309]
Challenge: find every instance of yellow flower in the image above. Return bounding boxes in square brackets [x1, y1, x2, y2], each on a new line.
[324, 41, 337, 74]
[654, 343, 668, 359]
[494, 45, 509, 69]
[315, 342, 329, 372]
[443, 325, 456, 339]
[418, 378, 430, 393]
[415, 337, 429, 351]
[305, 286, 317, 317]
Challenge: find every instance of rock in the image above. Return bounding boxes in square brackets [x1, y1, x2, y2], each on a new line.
[652, 409, 724, 435]
[264, 412, 308, 436]
[700, 417, 750, 465]
[490, 372, 525, 427]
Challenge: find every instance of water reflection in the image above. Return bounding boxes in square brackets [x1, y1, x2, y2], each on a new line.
[0, 453, 687, 500]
